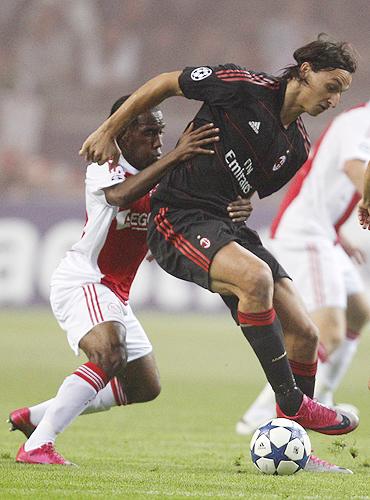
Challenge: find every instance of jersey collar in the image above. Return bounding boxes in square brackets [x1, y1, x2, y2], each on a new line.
[119, 154, 140, 175]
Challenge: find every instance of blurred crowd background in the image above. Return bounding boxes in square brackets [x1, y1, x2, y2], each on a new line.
[1, 0, 370, 204]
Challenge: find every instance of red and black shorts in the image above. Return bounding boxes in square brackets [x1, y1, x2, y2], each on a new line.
[147, 206, 290, 303]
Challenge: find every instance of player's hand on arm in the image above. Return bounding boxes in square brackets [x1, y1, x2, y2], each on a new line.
[338, 230, 366, 264]
[103, 122, 219, 208]
[171, 122, 220, 162]
[227, 196, 253, 222]
[358, 199, 370, 230]
[79, 72, 183, 165]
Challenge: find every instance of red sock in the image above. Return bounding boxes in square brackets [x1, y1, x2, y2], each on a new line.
[74, 362, 110, 392]
[110, 377, 128, 406]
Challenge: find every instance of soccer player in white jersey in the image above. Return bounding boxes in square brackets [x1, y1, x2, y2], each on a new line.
[9, 97, 232, 465]
[10, 96, 252, 465]
[236, 101, 370, 473]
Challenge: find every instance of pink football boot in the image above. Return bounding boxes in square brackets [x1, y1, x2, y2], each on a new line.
[16, 443, 75, 465]
[276, 394, 359, 435]
[305, 454, 353, 474]
[8, 408, 36, 438]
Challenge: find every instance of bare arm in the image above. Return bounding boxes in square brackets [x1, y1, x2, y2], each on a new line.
[103, 123, 219, 208]
[362, 160, 370, 205]
[80, 71, 183, 165]
[358, 160, 370, 229]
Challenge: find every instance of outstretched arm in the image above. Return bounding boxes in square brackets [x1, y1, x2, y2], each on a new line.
[80, 71, 183, 165]
[358, 161, 370, 230]
[103, 123, 219, 208]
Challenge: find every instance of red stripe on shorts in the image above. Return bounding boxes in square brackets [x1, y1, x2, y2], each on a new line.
[154, 208, 211, 272]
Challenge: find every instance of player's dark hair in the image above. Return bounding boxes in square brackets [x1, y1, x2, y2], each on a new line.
[110, 95, 131, 117]
[109, 95, 161, 130]
[280, 33, 358, 80]
[109, 95, 138, 129]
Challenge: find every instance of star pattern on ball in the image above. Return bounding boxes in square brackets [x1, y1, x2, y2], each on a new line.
[251, 420, 309, 474]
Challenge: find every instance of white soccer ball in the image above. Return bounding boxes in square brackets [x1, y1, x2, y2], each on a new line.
[250, 418, 311, 475]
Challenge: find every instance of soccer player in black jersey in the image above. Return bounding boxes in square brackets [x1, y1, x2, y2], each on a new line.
[80, 35, 359, 437]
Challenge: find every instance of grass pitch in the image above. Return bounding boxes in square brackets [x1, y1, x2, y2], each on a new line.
[0, 309, 369, 499]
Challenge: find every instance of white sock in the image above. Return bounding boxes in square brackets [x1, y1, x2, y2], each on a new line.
[82, 376, 127, 414]
[29, 400, 54, 426]
[241, 383, 276, 424]
[25, 362, 109, 451]
[314, 333, 359, 405]
[27, 377, 127, 426]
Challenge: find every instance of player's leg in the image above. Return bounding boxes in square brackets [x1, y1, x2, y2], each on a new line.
[252, 275, 357, 436]
[17, 320, 126, 464]
[149, 208, 358, 434]
[232, 240, 319, 434]
[235, 239, 360, 437]
[15, 284, 129, 465]
[346, 288, 370, 377]
[310, 307, 346, 405]
[315, 291, 370, 405]
[10, 352, 160, 439]
[119, 352, 161, 403]
[310, 307, 346, 357]
[314, 245, 369, 405]
[150, 209, 301, 416]
[273, 277, 319, 398]
[12, 301, 159, 443]
[235, 277, 319, 435]
[210, 242, 305, 417]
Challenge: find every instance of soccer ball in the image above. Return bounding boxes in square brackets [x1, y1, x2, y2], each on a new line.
[250, 418, 311, 475]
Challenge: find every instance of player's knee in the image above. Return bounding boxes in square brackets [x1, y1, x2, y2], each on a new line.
[89, 346, 127, 378]
[83, 328, 128, 378]
[305, 321, 319, 349]
[239, 261, 273, 304]
[292, 315, 319, 349]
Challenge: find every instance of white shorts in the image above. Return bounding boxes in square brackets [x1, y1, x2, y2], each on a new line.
[50, 282, 152, 360]
[268, 238, 364, 312]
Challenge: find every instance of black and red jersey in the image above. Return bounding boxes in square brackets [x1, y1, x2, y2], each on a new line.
[151, 64, 310, 216]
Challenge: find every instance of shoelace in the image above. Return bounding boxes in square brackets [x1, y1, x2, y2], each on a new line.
[309, 454, 334, 467]
[40, 443, 66, 463]
[305, 398, 338, 422]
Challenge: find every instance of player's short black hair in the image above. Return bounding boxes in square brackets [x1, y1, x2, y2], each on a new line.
[109, 95, 131, 117]
[280, 33, 358, 80]
[109, 95, 161, 130]
[109, 95, 138, 129]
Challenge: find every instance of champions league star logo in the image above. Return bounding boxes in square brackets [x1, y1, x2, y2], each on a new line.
[191, 67, 213, 81]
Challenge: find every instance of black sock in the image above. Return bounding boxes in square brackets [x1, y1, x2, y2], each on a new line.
[289, 359, 317, 399]
[238, 308, 303, 415]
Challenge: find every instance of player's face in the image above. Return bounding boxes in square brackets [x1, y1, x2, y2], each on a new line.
[120, 110, 165, 170]
[299, 66, 352, 116]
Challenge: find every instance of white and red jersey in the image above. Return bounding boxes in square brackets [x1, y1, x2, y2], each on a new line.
[51, 155, 150, 303]
[271, 102, 370, 242]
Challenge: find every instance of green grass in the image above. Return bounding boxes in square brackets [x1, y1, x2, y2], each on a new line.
[0, 309, 369, 499]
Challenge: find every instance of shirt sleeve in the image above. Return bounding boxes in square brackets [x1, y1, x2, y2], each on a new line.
[86, 161, 127, 194]
[179, 63, 248, 106]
